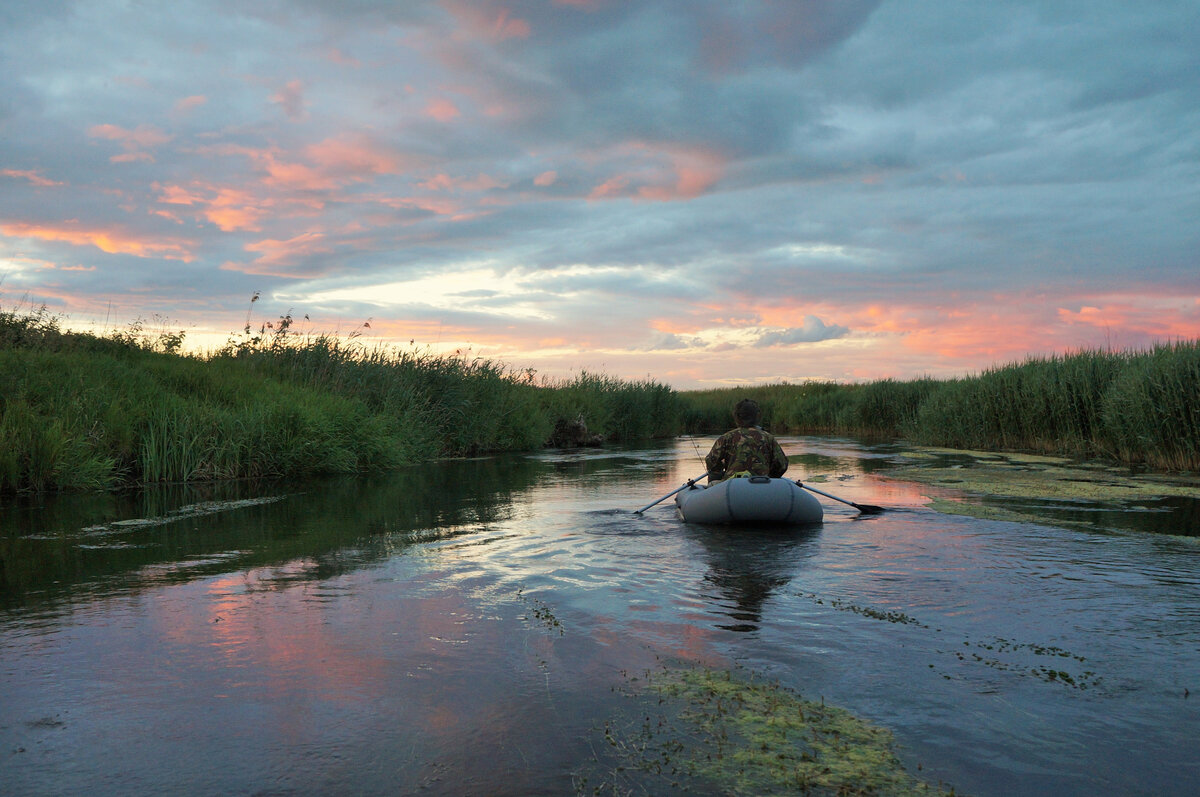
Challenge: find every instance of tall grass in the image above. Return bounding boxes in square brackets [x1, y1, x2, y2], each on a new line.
[0, 305, 680, 493]
[3, 302, 1196, 492]
[680, 344, 1200, 471]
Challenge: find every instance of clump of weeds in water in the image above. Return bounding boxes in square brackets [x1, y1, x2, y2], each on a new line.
[577, 662, 956, 796]
[800, 592, 1101, 691]
[515, 586, 564, 636]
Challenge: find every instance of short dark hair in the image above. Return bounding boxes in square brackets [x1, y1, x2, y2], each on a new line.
[734, 398, 760, 425]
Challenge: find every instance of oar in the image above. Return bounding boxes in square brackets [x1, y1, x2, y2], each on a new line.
[799, 482, 885, 515]
[634, 474, 707, 514]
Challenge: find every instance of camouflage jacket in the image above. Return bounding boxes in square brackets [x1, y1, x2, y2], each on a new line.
[705, 426, 789, 481]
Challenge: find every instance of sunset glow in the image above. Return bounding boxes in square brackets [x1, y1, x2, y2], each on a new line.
[1, 1, 1197, 386]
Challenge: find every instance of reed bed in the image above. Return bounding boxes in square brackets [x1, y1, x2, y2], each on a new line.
[679, 343, 1200, 472]
[3, 302, 1196, 491]
[0, 306, 680, 493]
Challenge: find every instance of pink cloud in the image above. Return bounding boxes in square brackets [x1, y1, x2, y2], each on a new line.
[583, 142, 726, 201]
[444, 3, 531, 40]
[88, 124, 172, 162]
[173, 95, 208, 114]
[637, 147, 726, 200]
[156, 184, 206, 205]
[425, 97, 461, 122]
[324, 47, 361, 67]
[418, 172, 505, 192]
[88, 123, 172, 149]
[1, 221, 194, 261]
[589, 175, 629, 199]
[534, 171, 558, 187]
[235, 232, 332, 276]
[1, 169, 63, 187]
[305, 134, 404, 180]
[205, 188, 267, 232]
[155, 182, 268, 231]
[492, 9, 531, 39]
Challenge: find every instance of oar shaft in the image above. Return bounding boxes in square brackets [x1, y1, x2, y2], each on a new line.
[799, 482, 884, 514]
[635, 474, 707, 514]
[800, 483, 855, 506]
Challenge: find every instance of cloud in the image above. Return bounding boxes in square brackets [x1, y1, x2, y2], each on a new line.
[2, 169, 63, 187]
[753, 317, 851, 347]
[1, 0, 1197, 386]
[424, 97, 461, 122]
[0, 221, 194, 261]
[87, 124, 173, 162]
[173, 95, 208, 114]
[270, 80, 307, 120]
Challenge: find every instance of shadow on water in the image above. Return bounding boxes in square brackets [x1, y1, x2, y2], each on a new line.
[0, 454, 552, 612]
[684, 524, 822, 632]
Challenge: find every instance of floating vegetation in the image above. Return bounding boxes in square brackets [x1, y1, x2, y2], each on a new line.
[802, 593, 927, 627]
[516, 587, 565, 636]
[887, 448, 1200, 536]
[78, 496, 287, 536]
[578, 663, 955, 796]
[937, 640, 1099, 690]
[799, 593, 1100, 691]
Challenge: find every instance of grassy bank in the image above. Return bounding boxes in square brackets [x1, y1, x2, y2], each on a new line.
[0, 306, 680, 493]
[680, 343, 1200, 472]
[4, 303, 1197, 492]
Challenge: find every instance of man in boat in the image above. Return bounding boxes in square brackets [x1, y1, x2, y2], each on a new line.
[705, 399, 789, 482]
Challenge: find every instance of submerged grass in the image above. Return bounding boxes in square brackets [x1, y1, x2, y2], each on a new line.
[680, 343, 1200, 472]
[0, 305, 681, 493]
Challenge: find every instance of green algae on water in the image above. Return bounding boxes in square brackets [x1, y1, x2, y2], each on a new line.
[583, 664, 954, 796]
[889, 447, 1200, 535]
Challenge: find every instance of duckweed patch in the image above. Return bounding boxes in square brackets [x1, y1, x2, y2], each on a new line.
[579, 663, 955, 796]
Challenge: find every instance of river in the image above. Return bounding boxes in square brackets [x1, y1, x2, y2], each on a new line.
[1, 437, 1197, 795]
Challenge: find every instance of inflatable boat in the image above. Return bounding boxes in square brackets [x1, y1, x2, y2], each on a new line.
[674, 476, 823, 525]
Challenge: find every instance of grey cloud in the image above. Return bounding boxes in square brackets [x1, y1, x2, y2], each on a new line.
[753, 317, 850, 347]
[631, 332, 697, 352]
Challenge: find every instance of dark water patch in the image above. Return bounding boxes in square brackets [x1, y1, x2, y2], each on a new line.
[0, 455, 550, 611]
[982, 494, 1200, 537]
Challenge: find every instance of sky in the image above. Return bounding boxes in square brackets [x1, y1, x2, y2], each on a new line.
[2, 0, 1198, 388]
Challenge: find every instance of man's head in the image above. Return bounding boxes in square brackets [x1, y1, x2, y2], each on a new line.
[733, 398, 761, 427]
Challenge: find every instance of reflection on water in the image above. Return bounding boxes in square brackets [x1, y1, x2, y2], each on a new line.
[1, 437, 1199, 796]
[0, 455, 549, 611]
[687, 526, 820, 632]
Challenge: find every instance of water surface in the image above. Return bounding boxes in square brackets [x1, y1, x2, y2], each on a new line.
[2, 438, 1197, 795]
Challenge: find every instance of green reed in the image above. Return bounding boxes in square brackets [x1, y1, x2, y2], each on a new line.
[0, 305, 679, 492]
[679, 343, 1200, 471]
